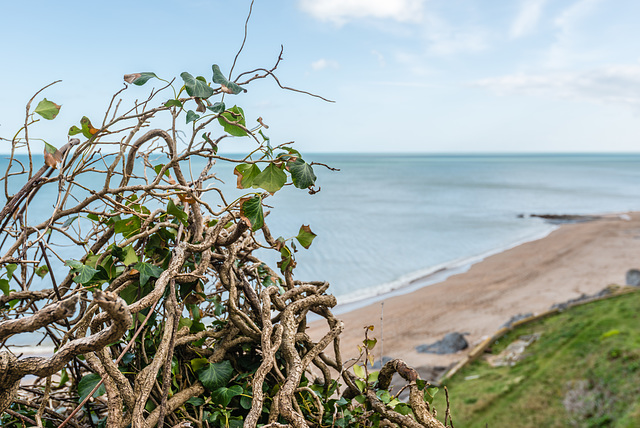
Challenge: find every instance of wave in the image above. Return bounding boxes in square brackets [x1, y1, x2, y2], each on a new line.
[329, 224, 559, 315]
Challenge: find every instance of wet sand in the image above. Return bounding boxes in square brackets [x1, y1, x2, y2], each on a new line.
[307, 212, 640, 371]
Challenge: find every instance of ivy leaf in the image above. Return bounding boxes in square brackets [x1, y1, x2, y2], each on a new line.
[34, 98, 61, 120]
[211, 64, 245, 95]
[6, 264, 17, 280]
[186, 397, 205, 406]
[353, 364, 365, 379]
[180, 72, 214, 99]
[80, 116, 99, 138]
[124, 72, 158, 86]
[43, 142, 63, 169]
[164, 99, 183, 108]
[78, 373, 106, 402]
[133, 262, 163, 286]
[112, 245, 138, 265]
[35, 265, 49, 279]
[167, 199, 188, 224]
[233, 164, 261, 189]
[65, 259, 99, 284]
[239, 196, 264, 232]
[277, 245, 295, 273]
[186, 110, 200, 124]
[295, 225, 317, 249]
[0, 279, 9, 296]
[113, 216, 141, 238]
[287, 158, 316, 189]
[207, 102, 225, 114]
[197, 360, 234, 391]
[188, 358, 208, 373]
[218, 106, 247, 137]
[212, 385, 243, 407]
[253, 163, 286, 194]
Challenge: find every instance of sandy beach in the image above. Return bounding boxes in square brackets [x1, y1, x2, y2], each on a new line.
[307, 212, 640, 373]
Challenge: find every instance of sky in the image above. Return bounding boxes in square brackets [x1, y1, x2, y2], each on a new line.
[2, 0, 640, 153]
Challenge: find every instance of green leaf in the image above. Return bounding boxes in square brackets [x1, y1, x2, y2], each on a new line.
[211, 64, 245, 94]
[6, 264, 17, 280]
[113, 216, 141, 238]
[186, 397, 205, 406]
[35, 265, 49, 279]
[424, 386, 439, 404]
[207, 101, 225, 114]
[218, 106, 247, 137]
[133, 262, 163, 286]
[34, 98, 61, 120]
[295, 225, 317, 249]
[376, 389, 391, 404]
[233, 163, 261, 189]
[353, 364, 365, 379]
[212, 385, 243, 407]
[167, 199, 188, 224]
[78, 373, 106, 402]
[197, 360, 234, 391]
[190, 358, 209, 372]
[287, 158, 317, 189]
[112, 245, 138, 266]
[240, 395, 253, 410]
[58, 368, 69, 388]
[153, 163, 171, 178]
[186, 110, 200, 124]
[0, 279, 9, 296]
[68, 125, 82, 136]
[253, 163, 286, 194]
[368, 370, 379, 383]
[65, 259, 99, 284]
[80, 116, 98, 138]
[124, 72, 158, 86]
[239, 196, 264, 231]
[178, 317, 193, 332]
[180, 72, 214, 99]
[164, 99, 183, 108]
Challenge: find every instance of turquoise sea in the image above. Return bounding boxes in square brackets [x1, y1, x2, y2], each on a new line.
[242, 153, 640, 305]
[3, 153, 640, 306]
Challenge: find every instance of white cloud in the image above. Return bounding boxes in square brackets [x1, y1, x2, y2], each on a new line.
[420, 13, 490, 56]
[472, 65, 640, 109]
[510, 0, 548, 39]
[545, 0, 603, 67]
[299, 0, 426, 25]
[311, 59, 340, 71]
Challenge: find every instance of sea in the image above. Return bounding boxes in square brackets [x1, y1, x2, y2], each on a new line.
[3, 153, 640, 349]
[251, 153, 640, 308]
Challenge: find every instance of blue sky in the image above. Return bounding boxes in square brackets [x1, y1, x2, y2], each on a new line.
[2, 0, 640, 153]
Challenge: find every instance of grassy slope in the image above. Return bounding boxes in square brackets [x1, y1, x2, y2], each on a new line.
[432, 290, 640, 427]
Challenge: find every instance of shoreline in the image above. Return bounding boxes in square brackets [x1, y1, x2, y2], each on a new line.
[307, 211, 640, 372]
[325, 223, 559, 316]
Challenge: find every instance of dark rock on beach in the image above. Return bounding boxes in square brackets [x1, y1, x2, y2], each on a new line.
[416, 332, 469, 354]
[520, 214, 601, 224]
[626, 269, 640, 286]
[551, 287, 615, 311]
[501, 312, 534, 328]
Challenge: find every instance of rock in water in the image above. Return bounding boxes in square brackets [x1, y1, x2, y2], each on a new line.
[416, 332, 469, 354]
[626, 269, 640, 286]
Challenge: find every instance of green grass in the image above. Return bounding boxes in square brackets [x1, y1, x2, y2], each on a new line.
[432, 290, 640, 428]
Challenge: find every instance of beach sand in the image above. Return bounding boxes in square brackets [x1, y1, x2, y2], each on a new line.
[307, 212, 640, 373]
